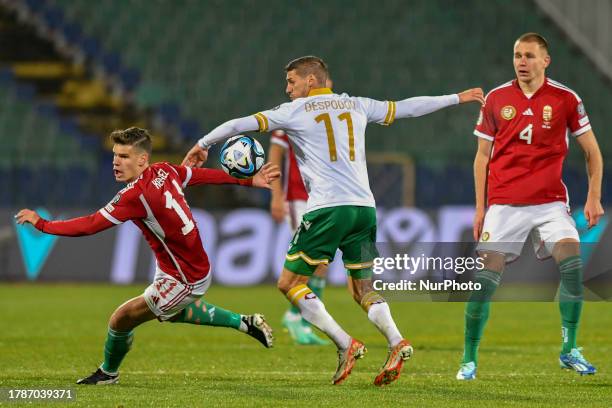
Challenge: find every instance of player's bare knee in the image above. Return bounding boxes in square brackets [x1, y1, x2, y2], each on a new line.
[479, 251, 505, 273]
[350, 278, 375, 304]
[277, 269, 308, 294]
[109, 308, 132, 331]
[552, 238, 580, 264]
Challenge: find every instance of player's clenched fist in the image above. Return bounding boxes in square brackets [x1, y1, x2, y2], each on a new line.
[15, 209, 41, 226]
[458, 88, 485, 105]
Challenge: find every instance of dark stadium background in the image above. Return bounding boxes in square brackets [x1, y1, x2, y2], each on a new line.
[0, 2, 611, 407]
[0, 0, 610, 283]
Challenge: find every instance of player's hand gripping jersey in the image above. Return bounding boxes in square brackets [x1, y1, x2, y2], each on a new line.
[35, 163, 252, 284]
[475, 78, 591, 206]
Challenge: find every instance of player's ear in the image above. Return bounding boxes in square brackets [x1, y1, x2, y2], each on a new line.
[543, 54, 551, 68]
[307, 73, 316, 87]
[137, 152, 149, 166]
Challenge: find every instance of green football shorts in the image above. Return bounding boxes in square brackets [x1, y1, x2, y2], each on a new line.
[284, 205, 378, 279]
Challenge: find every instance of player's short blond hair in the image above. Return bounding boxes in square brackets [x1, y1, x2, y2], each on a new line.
[516, 32, 549, 53]
[285, 56, 329, 85]
[110, 127, 152, 156]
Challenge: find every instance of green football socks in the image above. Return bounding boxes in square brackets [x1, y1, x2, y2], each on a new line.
[172, 299, 243, 331]
[101, 328, 134, 375]
[462, 269, 502, 365]
[558, 256, 583, 354]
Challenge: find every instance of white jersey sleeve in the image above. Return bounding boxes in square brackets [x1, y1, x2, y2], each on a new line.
[254, 102, 294, 133]
[355, 97, 397, 126]
[355, 94, 459, 127]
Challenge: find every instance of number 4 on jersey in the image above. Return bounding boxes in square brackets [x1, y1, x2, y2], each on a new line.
[519, 123, 533, 144]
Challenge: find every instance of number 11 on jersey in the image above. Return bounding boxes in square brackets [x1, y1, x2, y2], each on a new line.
[315, 112, 355, 162]
[164, 180, 194, 235]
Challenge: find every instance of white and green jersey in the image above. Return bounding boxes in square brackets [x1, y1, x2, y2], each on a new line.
[254, 88, 396, 212]
[198, 87, 459, 212]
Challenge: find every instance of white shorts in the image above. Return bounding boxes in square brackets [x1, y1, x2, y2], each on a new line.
[476, 202, 579, 263]
[286, 199, 307, 234]
[143, 266, 211, 321]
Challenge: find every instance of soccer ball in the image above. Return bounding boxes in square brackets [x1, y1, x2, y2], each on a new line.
[219, 135, 265, 179]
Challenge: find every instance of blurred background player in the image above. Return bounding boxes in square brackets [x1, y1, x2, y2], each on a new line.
[269, 128, 329, 345]
[183, 56, 484, 385]
[457, 33, 604, 380]
[16, 127, 278, 385]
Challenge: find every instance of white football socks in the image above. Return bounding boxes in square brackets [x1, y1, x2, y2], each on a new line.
[367, 302, 403, 347]
[296, 295, 351, 349]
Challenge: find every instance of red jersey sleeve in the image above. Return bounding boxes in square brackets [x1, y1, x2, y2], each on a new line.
[270, 130, 289, 148]
[186, 167, 253, 187]
[566, 93, 591, 137]
[98, 185, 146, 225]
[474, 95, 496, 141]
[35, 212, 114, 236]
[165, 162, 254, 188]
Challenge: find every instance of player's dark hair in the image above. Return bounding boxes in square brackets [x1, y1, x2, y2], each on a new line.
[110, 127, 152, 156]
[285, 56, 329, 85]
[516, 32, 549, 53]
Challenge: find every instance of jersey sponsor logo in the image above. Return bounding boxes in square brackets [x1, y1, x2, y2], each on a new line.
[481, 231, 490, 242]
[152, 168, 170, 189]
[542, 105, 552, 129]
[303, 220, 312, 230]
[578, 116, 590, 127]
[500, 105, 516, 120]
[522, 108, 533, 116]
[577, 102, 586, 116]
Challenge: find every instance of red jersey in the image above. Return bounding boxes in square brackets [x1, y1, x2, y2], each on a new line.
[270, 130, 308, 201]
[474, 78, 591, 206]
[35, 163, 252, 284]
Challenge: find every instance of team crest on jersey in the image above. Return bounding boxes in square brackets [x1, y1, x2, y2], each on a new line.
[481, 232, 490, 242]
[542, 105, 552, 129]
[500, 105, 516, 120]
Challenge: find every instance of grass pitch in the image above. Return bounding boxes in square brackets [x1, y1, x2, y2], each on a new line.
[0, 284, 610, 407]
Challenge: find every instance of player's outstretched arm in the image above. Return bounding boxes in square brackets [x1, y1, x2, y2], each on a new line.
[182, 116, 260, 167]
[186, 163, 279, 188]
[458, 88, 485, 105]
[393, 88, 484, 120]
[15, 208, 114, 237]
[575, 130, 604, 228]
